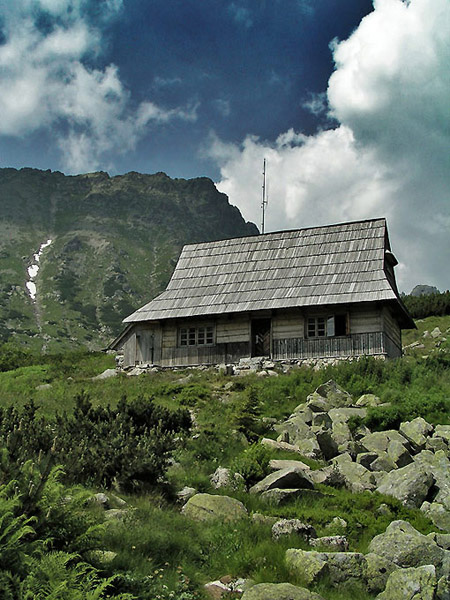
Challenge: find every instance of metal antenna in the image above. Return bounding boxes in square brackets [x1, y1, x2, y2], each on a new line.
[261, 158, 268, 234]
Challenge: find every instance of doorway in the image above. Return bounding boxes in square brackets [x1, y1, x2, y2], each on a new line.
[251, 319, 271, 357]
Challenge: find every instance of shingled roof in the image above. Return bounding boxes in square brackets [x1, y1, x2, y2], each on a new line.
[124, 218, 412, 325]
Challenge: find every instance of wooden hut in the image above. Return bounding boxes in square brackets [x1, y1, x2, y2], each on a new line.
[111, 218, 414, 367]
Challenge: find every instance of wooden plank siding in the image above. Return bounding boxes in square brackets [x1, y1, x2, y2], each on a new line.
[382, 305, 402, 357]
[273, 332, 386, 360]
[272, 312, 304, 340]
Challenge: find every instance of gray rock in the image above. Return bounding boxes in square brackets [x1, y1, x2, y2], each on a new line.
[250, 466, 315, 494]
[241, 583, 326, 600]
[272, 519, 317, 541]
[286, 549, 367, 587]
[335, 459, 376, 493]
[360, 430, 410, 455]
[328, 407, 367, 423]
[324, 517, 348, 532]
[314, 428, 339, 460]
[104, 509, 129, 521]
[182, 493, 247, 522]
[260, 438, 305, 455]
[92, 368, 117, 380]
[400, 417, 434, 451]
[309, 465, 345, 488]
[427, 437, 449, 453]
[368, 520, 450, 577]
[421, 502, 450, 532]
[177, 486, 197, 503]
[36, 383, 52, 390]
[364, 552, 398, 594]
[89, 492, 109, 507]
[370, 451, 396, 472]
[260, 488, 324, 506]
[435, 426, 450, 446]
[310, 536, 349, 551]
[311, 380, 353, 408]
[376, 564, 437, 600]
[387, 439, 413, 468]
[414, 450, 450, 507]
[376, 462, 434, 508]
[437, 574, 450, 600]
[210, 467, 245, 490]
[311, 412, 332, 428]
[356, 393, 381, 407]
[356, 452, 378, 469]
[432, 327, 442, 338]
[330, 421, 353, 450]
[285, 549, 328, 585]
[251, 513, 278, 526]
[269, 459, 311, 472]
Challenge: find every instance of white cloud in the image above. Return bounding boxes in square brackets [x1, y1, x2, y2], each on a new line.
[228, 3, 253, 28]
[209, 0, 450, 292]
[0, 0, 196, 173]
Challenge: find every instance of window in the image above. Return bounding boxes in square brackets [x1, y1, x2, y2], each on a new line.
[307, 314, 348, 338]
[179, 325, 214, 346]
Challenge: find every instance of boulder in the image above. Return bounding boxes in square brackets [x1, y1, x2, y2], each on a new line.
[368, 520, 450, 577]
[261, 488, 324, 506]
[328, 407, 367, 423]
[370, 452, 396, 473]
[360, 431, 410, 455]
[250, 466, 315, 495]
[251, 513, 278, 526]
[274, 415, 315, 446]
[310, 380, 353, 408]
[356, 393, 381, 407]
[309, 465, 345, 488]
[92, 368, 117, 380]
[285, 549, 328, 585]
[269, 459, 311, 472]
[335, 459, 376, 493]
[314, 428, 339, 460]
[324, 517, 348, 532]
[431, 327, 442, 338]
[310, 536, 349, 551]
[421, 502, 450, 532]
[414, 451, 450, 507]
[434, 426, 450, 446]
[376, 462, 434, 508]
[330, 421, 353, 450]
[210, 467, 244, 490]
[376, 565, 437, 600]
[357, 452, 378, 469]
[364, 552, 398, 594]
[241, 583, 325, 600]
[182, 493, 247, 522]
[400, 417, 434, 451]
[311, 412, 332, 429]
[177, 486, 197, 503]
[272, 519, 316, 541]
[260, 438, 305, 455]
[387, 439, 413, 468]
[286, 549, 366, 587]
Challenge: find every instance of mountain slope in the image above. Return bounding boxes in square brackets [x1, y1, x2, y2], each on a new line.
[0, 168, 258, 351]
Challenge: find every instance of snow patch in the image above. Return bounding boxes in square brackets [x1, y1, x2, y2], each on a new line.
[26, 239, 53, 301]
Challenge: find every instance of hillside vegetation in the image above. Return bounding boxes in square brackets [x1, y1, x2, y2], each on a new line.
[0, 315, 449, 599]
[0, 168, 257, 352]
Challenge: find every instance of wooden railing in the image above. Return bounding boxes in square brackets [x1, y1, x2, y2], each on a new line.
[272, 332, 389, 360]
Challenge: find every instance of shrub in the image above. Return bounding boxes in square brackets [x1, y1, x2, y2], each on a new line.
[231, 444, 271, 487]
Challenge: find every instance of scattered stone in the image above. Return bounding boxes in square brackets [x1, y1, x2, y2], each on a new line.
[182, 493, 248, 522]
[210, 467, 245, 490]
[357, 452, 378, 469]
[376, 462, 434, 508]
[324, 517, 348, 532]
[311, 412, 332, 428]
[272, 519, 317, 541]
[87, 550, 117, 565]
[92, 369, 117, 380]
[241, 583, 325, 600]
[370, 452, 396, 473]
[356, 394, 381, 407]
[126, 366, 145, 376]
[36, 383, 52, 390]
[177, 486, 197, 504]
[251, 513, 278, 526]
[309, 465, 345, 488]
[400, 417, 434, 451]
[435, 426, 450, 446]
[269, 459, 311, 472]
[376, 564, 437, 600]
[311, 380, 354, 409]
[360, 431, 410, 455]
[368, 520, 449, 576]
[260, 438, 304, 455]
[285, 549, 328, 585]
[249, 466, 315, 494]
[334, 459, 376, 493]
[310, 536, 349, 551]
[328, 407, 367, 423]
[431, 327, 442, 338]
[364, 552, 398, 594]
[260, 488, 324, 506]
[387, 439, 413, 468]
[88, 492, 109, 508]
[104, 509, 129, 521]
[421, 502, 450, 532]
[314, 428, 339, 460]
[414, 450, 450, 507]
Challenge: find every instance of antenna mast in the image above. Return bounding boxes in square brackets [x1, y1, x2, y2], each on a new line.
[261, 158, 268, 234]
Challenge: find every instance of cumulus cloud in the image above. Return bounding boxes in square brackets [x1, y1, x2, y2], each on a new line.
[209, 0, 450, 292]
[0, 0, 196, 172]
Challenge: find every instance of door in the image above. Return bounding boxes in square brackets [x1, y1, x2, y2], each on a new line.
[251, 319, 271, 357]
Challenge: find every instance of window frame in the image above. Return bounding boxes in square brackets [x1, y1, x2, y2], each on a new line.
[306, 313, 349, 339]
[178, 324, 215, 347]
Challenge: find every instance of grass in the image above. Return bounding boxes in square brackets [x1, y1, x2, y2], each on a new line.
[0, 315, 448, 598]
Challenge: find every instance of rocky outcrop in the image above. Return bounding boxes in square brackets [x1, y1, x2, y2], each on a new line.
[241, 583, 325, 600]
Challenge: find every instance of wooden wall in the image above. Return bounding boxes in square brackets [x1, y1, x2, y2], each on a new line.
[382, 305, 402, 357]
[272, 311, 304, 340]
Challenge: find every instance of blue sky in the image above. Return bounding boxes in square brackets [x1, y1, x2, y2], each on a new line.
[0, 0, 448, 292]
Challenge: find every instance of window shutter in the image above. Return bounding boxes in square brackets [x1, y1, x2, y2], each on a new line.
[327, 316, 335, 337]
